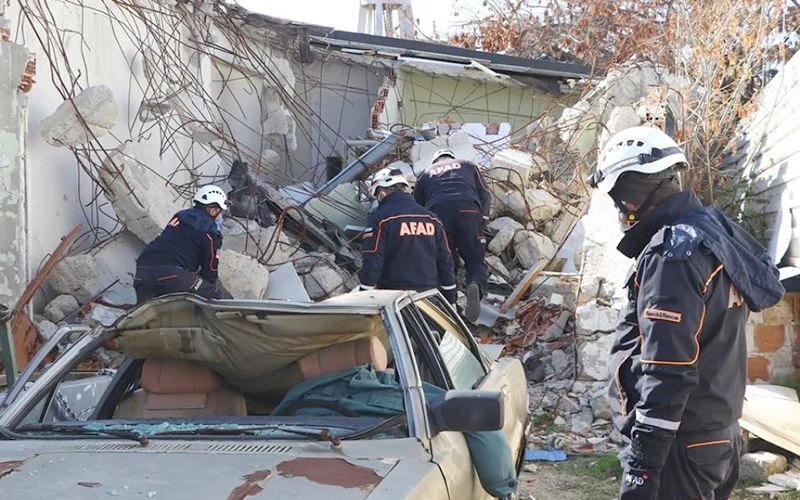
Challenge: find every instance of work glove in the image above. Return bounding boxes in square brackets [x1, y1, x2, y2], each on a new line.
[619, 422, 674, 500]
[620, 459, 660, 499]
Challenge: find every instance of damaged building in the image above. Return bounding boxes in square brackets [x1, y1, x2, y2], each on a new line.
[0, 0, 589, 369]
[4, 1, 800, 478]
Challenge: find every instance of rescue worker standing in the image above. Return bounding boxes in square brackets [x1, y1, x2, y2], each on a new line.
[414, 149, 491, 322]
[359, 167, 457, 304]
[589, 126, 785, 499]
[134, 185, 228, 303]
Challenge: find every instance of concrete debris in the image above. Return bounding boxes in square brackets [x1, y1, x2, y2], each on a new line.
[98, 141, 183, 244]
[575, 300, 620, 336]
[49, 232, 143, 306]
[295, 253, 354, 300]
[504, 188, 562, 222]
[86, 303, 127, 327]
[221, 218, 307, 268]
[217, 249, 270, 299]
[488, 227, 515, 255]
[485, 148, 545, 190]
[579, 333, 616, 381]
[768, 471, 800, 490]
[487, 216, 525, 233]
[740, 452, 788, 482]
[485, 255, 512, 283]
[40, 85, 119, 147]
[49, 255, 101, 304]
[264, 262, 311, 302]
[43, 294, 80, 324]
[34, 318, 58, 342]
[513, 230, 557, 270]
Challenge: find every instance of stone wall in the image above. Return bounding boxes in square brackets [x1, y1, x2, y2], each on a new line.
[746, 293, 800, 382]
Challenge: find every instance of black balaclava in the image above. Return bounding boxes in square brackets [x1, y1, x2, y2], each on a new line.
[609, 170, 682, 226]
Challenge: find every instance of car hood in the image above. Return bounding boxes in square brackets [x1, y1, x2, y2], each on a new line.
[0, 438, 432, 499]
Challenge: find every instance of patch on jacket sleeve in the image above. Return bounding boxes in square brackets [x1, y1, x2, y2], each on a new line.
[643, 307, 683, 323]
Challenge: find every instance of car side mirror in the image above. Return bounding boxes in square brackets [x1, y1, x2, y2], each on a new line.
[429, 390, 503, 433]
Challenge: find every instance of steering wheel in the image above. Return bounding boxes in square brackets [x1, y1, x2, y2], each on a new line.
[274, 398, 359, 417]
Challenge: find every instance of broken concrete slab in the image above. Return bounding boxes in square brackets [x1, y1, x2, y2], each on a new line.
[603, 105, 641, 141]
[576, 300, 620, 335]
[513, 230, 557, 270]
[264, 262, 311, 302]
[505, 188, 563, 222]
[488, 227, 515, 255]
[99, 141, 184, 244]
[485, 255, 512, 283]
[40, 85, 120, 147]
[221, 218, 307, 268]
[86, 303, 127, 327]
[579, 333, 616, 381]
[740, 452, 788, 482]
[49, 231, 143, 306]
[43, 294, 79, 323]
[486, 148, 546, 190]
[488, 216, 524, 233]
[295, 253, 356, 301]
[217, 249, 270, 299]
[49, 254, 100, 303]
[34, 317, 58, 342]
[89, 231, 144, 306]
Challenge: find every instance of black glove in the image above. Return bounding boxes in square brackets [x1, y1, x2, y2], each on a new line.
[620, 461, 660, 499]
[619, 422, 674, 500]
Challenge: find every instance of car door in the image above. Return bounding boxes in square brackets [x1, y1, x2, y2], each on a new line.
[400, 293, 527, 499]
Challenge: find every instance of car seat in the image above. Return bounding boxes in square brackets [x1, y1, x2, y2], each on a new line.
[113, 359, 247, 418]
[297, 336, 388, 379]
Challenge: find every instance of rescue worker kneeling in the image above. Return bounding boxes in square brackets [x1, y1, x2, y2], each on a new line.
[359, 167, 457, 303]
[134, 185, 227, 304]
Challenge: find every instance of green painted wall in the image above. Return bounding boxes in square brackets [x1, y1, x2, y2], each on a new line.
[384, 69, 574, 140]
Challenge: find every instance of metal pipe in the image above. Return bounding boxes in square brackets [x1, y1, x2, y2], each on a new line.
[305, 133, 401, 202]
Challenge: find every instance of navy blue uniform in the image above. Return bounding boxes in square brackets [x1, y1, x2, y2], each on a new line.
[609, 190, 785, 499]
[414, 159, 490, 290]
[360, 192, 457, 302]
[134, 207, 223, 303]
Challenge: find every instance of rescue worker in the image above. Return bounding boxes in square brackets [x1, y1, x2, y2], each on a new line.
[134, 185, 228, 303]
[414, 149, 491, 323]
[359, 167, 457, 304]
[588, 126, 785, 499]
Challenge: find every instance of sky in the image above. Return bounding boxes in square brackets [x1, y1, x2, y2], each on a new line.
[231, 0, 487, 39]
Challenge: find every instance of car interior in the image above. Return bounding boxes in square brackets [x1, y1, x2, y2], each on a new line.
[10, 294, 488, 437]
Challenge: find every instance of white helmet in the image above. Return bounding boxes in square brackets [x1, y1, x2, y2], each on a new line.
[431, 149, 456, 165]
[193, 185, 228, 210]
[369, 167, 410, 197]
[590, 126, 687, 194]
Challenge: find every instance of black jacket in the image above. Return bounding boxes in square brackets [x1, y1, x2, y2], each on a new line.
[136, 207, 223, 284]
[414, 158, 491, 217]
[609, 190, 784, 438]
[360, 192, 456, 298]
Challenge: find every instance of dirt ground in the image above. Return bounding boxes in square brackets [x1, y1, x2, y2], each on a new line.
[516, 455, 800, 500]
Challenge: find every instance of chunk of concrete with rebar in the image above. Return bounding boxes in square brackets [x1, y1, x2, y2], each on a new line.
[40, 85, 120, 147]
[99, 142, 183, 244]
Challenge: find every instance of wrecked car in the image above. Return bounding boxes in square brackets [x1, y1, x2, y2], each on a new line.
[0, 290, 528, 499]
